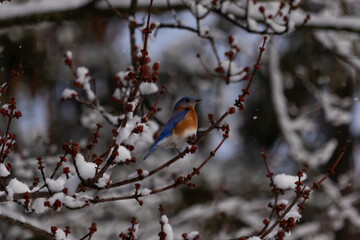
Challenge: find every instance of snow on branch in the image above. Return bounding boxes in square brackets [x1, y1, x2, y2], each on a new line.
[268, 41, 338, 167]
[0, 0, 359, 34]
[0, 0, 184, 30]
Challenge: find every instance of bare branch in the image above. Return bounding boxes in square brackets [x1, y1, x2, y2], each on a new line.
[0, 214, 54, 239]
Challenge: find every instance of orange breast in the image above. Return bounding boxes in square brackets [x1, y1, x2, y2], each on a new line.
[173, 107, 198, 137]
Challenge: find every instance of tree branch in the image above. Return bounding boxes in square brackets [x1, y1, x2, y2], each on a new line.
[0, 214, 54, 239]
[0, 1, 359, 34]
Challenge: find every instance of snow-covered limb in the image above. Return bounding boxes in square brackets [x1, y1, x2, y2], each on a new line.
[322, 180, 360, 231]
[6, 178, 30, 201]
[314, 30, 360, 74]
[269, 41, 338, 167]
[61, 89, 77, 101]
[315, 90, 351, 126]
[54, 228, 71, 240]
[160, 215, 174, 240]
[75, 67, 95, 101]
[61, 53, 126, 128]
[183, 231, 200, 240]
[273, 173, 307, 190]
[0, 0, 184, 30]
[73, 153, 96, 180]
[0, 163, 9, 177]
[217, 1, 360, 34]
[305, 13, 360, 32]
[0, 0, 359, 34]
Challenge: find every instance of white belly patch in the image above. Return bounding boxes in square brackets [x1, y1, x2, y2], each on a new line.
[159, 128, 197, 149]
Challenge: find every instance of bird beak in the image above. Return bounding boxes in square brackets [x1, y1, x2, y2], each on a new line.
[193, 99, 201, 104]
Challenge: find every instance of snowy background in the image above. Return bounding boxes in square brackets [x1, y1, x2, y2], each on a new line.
[0, 0, 359, 239]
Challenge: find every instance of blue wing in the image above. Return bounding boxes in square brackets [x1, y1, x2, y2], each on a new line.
[143, 109, 189, 160]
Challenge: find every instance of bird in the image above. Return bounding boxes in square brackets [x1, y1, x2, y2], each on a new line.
[143, 96, 201, 160]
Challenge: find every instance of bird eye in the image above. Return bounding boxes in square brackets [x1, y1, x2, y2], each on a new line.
[185, 99, 190, 103]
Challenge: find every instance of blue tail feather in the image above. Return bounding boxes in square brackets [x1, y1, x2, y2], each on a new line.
[143, 128, 173, 160]
[143, 144, 157, 160]
[143, 109, 189, 160]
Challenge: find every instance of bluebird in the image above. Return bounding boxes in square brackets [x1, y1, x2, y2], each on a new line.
[143, 97, 201, 160]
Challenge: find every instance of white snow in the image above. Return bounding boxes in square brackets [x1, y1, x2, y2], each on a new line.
[47, 192, 65, 211]
[115, 71, 130, 86]
[142, 170, 149, 177]
[139, 82, 158, 95]
[76, 67, 95, 101]
[80, 110, 102, 130]
[112, 88, 121, 100]
[0, 0, 86, 20]
[127, 170, 149, 180]
[116, 122, 133, 144]
[219, 60, 247, 82]
[284, 205, 302, 220]
[140, 188, 151, 196]
[127, 172, 139, 180]
[247, 237, 261, 240]
[55, 229, 69, 240]
[61, 89, 77, 100]
[63, 196, 86, 209]
[75, 153, 96, 180]
[186, 231, 200, 240]
[1, 104, 9, 112]
[46, 178, 66, 192]
[183, 0, 207, 17]
[317, 90, 351, 126]
[76, 67, 89, 84]
[0, 163, 10, 177]
[273, 173, 307, 190]
[103, 112, 123, 126]
[160, 215, 173, 240]
[64, 175, 81, 196]
[265, 18, 286, 33]
[221, 1, 245, 16]
[76, 67, 90, 83]
[121, 116, 159, 154]
[160, 215, 169, 223]
[6, 178, 30, 201]
[114, 145, 132, 163]
[32, 198, 47, 214]
[248, 18, 259, 31]
[65, 50, 72, 59]
[95, 173, 111, 188]
[229, 72, 247, 82]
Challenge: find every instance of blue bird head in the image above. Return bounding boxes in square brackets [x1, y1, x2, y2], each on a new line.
[173, 97, 201, 110]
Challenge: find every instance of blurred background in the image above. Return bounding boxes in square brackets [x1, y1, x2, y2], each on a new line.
[0, 0, 359, 239]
